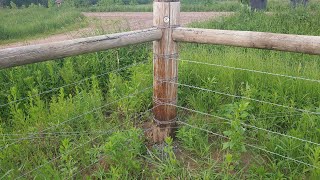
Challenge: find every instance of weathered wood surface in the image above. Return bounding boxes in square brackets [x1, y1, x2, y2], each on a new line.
[0, 28, 162, 69]
[153, 0, 180, 143]
[173, 27, 320, 55]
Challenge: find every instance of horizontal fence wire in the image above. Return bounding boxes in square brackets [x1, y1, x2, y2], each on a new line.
[14, 103, 159, 179]
[176, 120, 320, 170]
[176, 59, 320, 83]
[0, 107, 152, 141]
[0, 85, 153, 151]
[0, 60, 149, 108]
[167, 103, 320, 147]
[15, 127, 121, 179]
[253, 112, 302, 120]
[168, 82, 320, 115]
[17, 107, 156, 179]
[15, 106, 157, 179]
[70, 126, 179, 179]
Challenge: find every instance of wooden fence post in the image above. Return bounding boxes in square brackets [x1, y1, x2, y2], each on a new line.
[152, 0, 180, 143]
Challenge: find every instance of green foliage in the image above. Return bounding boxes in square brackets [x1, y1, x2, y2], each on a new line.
[1, 3, 320, 179]
[177, 116, 212, 156]
[107, 61, 153, 117]
[137, 0, 150, 4]
[309, 147, 320, 179]
[222, 101, 249, 166]
[9, 1, 16, 8]
[91, 0, 241, 12]
[48, 0, 54, 8]
[150, 137, 182, 178]
[59, 138, 78, 177]
[0, 7, 84, 43]
[239, 0, 250, 5]
[178, 9, 320, 179]
[104, 128, 145, 178]
[163, 137, 180, 170]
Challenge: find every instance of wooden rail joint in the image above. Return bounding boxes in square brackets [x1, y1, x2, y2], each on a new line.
[152, 0, 180, 143]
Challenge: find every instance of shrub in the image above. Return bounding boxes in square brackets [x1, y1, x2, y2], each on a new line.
[104, 129, 144, 178]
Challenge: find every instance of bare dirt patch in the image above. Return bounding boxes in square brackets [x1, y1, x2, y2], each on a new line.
[0, 12, 232, 49]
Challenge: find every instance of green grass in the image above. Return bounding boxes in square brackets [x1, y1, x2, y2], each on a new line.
[175, 7, 320, 179]
[85, 0, 320, 12]
[1, 5, 320, 179]
[87, 2, 241, 12]
[0, 6, 85, 44]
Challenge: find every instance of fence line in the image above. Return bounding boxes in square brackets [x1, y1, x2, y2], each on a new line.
[168, 104, 320, 147]
[253, 113, 302, 120]
[0, 28, 161, 69]
[173, 28, 320, 55]
[169, 82, 320, 115]
[176, 120, 320, 169]
[14, 103, 159, 179]
[0, 60, 149, 108]
[0, 85, 153, 151]
[16, 133, 109, 179]
[71, 126, 179, 179]
[177, 59, 320, 83]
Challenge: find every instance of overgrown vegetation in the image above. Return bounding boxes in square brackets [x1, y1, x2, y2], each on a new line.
[85, 0, 320, 12]
[1, 4, 320, 179]
[0, 5, 84, 44]
[88, 0, 241, 12]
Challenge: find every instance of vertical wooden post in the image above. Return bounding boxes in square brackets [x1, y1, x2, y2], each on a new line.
[152, 0, 180, 143]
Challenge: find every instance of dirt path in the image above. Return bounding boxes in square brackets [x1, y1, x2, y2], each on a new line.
[0, 12, 232, 49]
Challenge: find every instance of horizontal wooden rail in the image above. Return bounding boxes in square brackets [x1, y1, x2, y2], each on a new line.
[0, 28, 162, 69]
[173, 27, 320, 55]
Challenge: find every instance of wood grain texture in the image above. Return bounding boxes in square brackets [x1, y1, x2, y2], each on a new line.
[0, 28, 162, 69]
[173, 27, 320, 55]
[153, 1, 180, 143]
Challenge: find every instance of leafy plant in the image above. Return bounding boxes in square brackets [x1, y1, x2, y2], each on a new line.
[177, 116, 212, 156]
[222, 101, 249, 165]
[59, 138, 78, 177]
[104, 128, 144, 178]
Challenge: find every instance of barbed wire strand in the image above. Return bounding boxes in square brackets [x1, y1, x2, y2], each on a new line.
[0, 60, 149, 108]
[68, 107, 156, 179]
[70, 126, 180, 179]
[253, 112, 302, 120]
[0, 110, 115, 137]
[177, 59, 320, 83]
[0, 86, 153, 151]
[177, 120, 320, 169]
[15, 124, 124, 179]
[168, 82, 320, 115]
[6, 105, 157, 180]
[168, 104, 320, 147]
